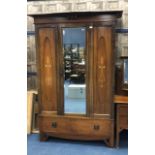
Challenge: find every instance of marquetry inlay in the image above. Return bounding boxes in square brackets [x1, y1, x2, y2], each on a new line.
[97, 37, 107, 88]
[44, 64, 52, 68]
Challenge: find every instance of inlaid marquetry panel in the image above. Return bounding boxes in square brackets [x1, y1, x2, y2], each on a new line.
[39, 28, 57, 111]
[93, 27, 113, 117]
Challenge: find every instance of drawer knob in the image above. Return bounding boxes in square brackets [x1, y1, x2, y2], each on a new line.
[94, 125, 100, 130]
[51, 122, 57, 128]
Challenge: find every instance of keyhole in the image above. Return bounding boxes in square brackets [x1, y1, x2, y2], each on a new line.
[94, 125, 100, 130]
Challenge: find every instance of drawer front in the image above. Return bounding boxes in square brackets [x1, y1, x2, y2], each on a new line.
[119, 115, 128, 129]
[39, 116, 112, 137]
[119, 105, 128, 116]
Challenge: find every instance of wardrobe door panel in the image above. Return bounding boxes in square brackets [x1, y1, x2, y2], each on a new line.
[39, 28, 57, 111]
[93, 27, 113, 117]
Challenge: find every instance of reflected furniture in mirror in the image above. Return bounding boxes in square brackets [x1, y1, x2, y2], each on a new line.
[63, 28, 86, 114]
[30, 11, 122, 147]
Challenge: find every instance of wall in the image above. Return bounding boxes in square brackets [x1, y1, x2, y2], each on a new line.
[27, 0, 128, 90]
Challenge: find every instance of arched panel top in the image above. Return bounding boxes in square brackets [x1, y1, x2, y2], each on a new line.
[43, 37, 52, 66]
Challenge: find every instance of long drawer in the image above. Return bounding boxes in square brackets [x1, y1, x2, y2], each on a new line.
[39, 115, 113, 139]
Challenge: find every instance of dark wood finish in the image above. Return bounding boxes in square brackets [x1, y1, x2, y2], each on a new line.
[57, 27, 64, 115]
[115, 96, 128, 147]
[86, 27, 93, 116]
[39, 113, 114, 147]
[93, 27, 113, 118]
[38, 28, 58, 112]
[39, 114, 113, 139]
[30, 11, 122, 147]
[40, 132, 48, 141]
[29, 11, 122, 25]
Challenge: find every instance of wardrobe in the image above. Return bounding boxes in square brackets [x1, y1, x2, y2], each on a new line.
[30, 11, 122, 147]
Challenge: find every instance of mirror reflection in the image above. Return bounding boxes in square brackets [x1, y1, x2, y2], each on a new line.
[123, 59, 128, 84]
[63, 28, 86, 114]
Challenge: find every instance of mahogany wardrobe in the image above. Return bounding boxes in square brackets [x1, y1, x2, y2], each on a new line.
[30, 11, 122, 147]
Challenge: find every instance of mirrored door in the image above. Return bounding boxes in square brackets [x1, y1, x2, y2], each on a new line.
[62, 27, 86, 114]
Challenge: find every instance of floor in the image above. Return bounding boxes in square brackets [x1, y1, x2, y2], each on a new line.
[27, 131, 128, 155]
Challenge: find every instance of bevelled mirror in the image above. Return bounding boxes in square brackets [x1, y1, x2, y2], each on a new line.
[62, 27, 86, 114]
